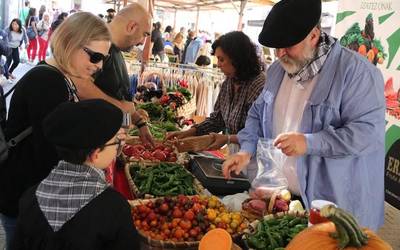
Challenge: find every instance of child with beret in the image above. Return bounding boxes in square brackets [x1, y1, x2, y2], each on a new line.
[11, 99, 140, 250]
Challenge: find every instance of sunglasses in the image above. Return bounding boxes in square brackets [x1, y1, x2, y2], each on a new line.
[83, 47, 110, 64]
[103, 136, 125, 156]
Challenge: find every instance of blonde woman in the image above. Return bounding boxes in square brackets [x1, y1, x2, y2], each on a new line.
[0, 12, 111, 249]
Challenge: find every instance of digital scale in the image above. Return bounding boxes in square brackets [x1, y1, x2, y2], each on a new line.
[190, 154, 251, 195]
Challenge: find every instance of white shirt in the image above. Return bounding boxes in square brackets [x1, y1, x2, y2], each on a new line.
[272, 73, 319, 195]
[9, 31, 23, 48]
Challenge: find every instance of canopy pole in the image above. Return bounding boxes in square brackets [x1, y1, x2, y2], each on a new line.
[195, 6, 200, 34]
[237, 0, 248, 31]
[173, 8, 177, 30]
[140, 0, 154, 73]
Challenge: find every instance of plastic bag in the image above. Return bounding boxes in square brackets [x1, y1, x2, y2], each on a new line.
[19, 48, 28, 64]
[251, 138, 288, 199]
[221, 192, 250, 212]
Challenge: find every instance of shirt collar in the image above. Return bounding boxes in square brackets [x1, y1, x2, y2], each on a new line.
[288, 32, 336, 83]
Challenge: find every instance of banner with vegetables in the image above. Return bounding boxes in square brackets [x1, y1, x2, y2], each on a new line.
[335, 0, 400, 209]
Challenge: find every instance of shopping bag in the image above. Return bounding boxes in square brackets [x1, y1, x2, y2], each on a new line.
[251, 138, 288, 199]
[20, 48, 28, 63]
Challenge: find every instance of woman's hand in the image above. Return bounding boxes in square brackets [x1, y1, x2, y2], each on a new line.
[138, 125, 155, 147]
[166, 127, 196, 140]
[222, 152, 251, 179]
[207, 133, 228, 150]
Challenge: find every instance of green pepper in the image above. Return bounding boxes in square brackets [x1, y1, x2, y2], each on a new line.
[247, 236, 267, 249]
[288, 217, 302, 227]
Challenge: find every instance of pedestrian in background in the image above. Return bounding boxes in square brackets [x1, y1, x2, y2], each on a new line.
[4, 18, 28, 80]
[37, 13, 51, 61]
[25, 7, 38, 63]
[19, 1, 30, 27]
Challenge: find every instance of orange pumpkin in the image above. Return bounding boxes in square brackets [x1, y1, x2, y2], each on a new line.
[199, 229, 232, 250]
[286, 206, 392, 250]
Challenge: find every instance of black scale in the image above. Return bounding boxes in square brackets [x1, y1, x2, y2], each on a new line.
[189, 154, 251, 195]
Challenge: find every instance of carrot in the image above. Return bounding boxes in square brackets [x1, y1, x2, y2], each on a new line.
[358, 44, 367, 56]
[367, 49, 375, 62]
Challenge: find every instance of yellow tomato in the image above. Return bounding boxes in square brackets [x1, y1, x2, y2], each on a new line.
[214, 217, 222, 223]
[231, 213, 242, 223]
[207, 209, 217, 221]
[230, 220, 239, 229]
[208, 199, 217, 208]
[221, 214, 231, 224]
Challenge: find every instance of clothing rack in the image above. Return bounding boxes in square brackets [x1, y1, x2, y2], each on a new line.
[126, 61, 225, 117]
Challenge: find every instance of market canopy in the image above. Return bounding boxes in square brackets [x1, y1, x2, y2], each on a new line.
[105, 0, 336, 11]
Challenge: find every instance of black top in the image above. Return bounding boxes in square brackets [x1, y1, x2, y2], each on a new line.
[94, 44, 131, 101]
[12, 187, 140, 250]
[0, 63, 71, 217]
[151, 29, 164, 54]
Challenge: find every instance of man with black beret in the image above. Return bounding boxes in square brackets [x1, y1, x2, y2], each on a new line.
[223, 0, 385, 231]
[11, 99, 140, 250]
[106, 8, 116, 23]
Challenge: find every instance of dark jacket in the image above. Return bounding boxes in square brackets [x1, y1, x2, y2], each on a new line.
[0, 64, 73, 217]
[94, 44, 131, 101]
[12, 187, 140, 250]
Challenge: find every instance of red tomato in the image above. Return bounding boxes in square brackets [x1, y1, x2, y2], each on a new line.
[179, 220, 192, 230]
[164, 147, 173, 154]
[168, 156, 177, 162]
[152, 150, 167, 161]
[141, 151, 152, 160]
[189, 228, 198, 237]
[192, 203, 202, 213]
[184, 210, 195, 221]
[132, 144, 145, 152]
[174, 229, 184, 239]
[160, 203, 169, 213]
[154, 144, 165, 151]
[172, 208, 183, 218]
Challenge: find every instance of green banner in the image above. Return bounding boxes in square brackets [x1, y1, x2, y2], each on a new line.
[335, 0, 400, 209]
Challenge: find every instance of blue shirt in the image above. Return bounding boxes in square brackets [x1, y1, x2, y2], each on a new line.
[238, 41, 385, 231]
[184, 37, 203, 64]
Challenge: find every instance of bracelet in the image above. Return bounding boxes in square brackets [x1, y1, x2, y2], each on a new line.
[136, 121, 147, 129]
[226, 134, 231, 145]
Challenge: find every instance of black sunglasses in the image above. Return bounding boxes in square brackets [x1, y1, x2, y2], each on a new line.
[103, 137, 125, 156]
[83, 47, 109, 64]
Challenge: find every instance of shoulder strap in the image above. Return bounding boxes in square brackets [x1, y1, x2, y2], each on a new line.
[4, 85, 17, 98]
[7, 126, 33, 147]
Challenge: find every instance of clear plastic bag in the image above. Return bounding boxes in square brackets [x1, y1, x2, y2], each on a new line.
[251, 138, 288, 199]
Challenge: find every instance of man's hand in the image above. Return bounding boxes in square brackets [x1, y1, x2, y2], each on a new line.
[207, 133, 228, 150]
[273, 132, 307, 157]
[222, 152, 251, 179]
[166, 128, 196, 140]
[139, 125, 155, 147]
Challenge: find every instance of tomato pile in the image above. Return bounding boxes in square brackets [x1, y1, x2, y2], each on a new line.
[132, 195, 247, 242]
[123, 143, 177, 162]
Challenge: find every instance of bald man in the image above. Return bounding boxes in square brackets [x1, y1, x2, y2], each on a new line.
[70, 3, 153, 144]
[95, 3, 151, 101]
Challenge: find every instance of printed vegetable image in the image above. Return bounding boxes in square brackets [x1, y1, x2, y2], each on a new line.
[384, 77, 400, 119]
[340, 13, 386, 65]
[286, 205, 392, 250]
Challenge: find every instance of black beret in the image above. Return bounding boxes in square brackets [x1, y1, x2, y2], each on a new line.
[258, 0, 321, 48]
[43, 99, 123, 150]
[106, 8, 116, 13]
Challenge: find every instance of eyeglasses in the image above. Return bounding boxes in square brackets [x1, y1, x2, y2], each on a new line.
[103, 137, 125, 156]
[83, 47, 110, 64]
